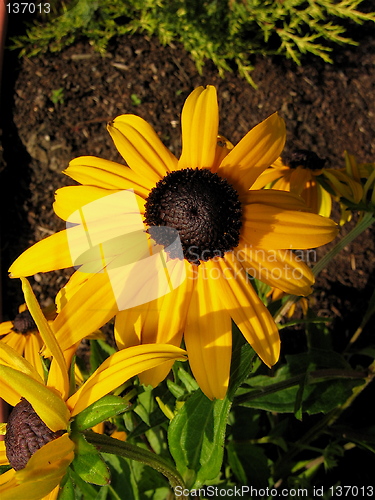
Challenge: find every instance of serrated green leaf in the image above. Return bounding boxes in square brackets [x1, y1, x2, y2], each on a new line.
[72, 395, 131, 432]
[168, 389, 231, 489]
[71, 432, 111, 485]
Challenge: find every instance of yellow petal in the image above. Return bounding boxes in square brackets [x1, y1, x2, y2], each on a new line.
[0, 434, 74, 500]
[138, 260, 194, 387]
[64, 156, 154, 192]
[298, 177, 324, 215]
[0, 365, 69, 431]
[217, 254, 280, 367]
[323, 169, 363, 203]
[179, 86, 219, 170]
[0, 321, 13, 336]
[184, 261, 232, 400]
[0, 442, 9, 465]
[108, 115, 178, 181]
[21, 278, 70, 400]
[315, 183, 332, 218]
[1, 332, 27, 357]
[61, 190, 145, 275]
[242, 204, 338, 249]
[55, 270, 90, 313]
[212, 135, 234, 172]
[9, 231, 73, 278]
[272, 173, 293, 192]
[237, 245, 314, 296]
[23, 333, 44, 379]
[241, 189, 309, 211]
[0, 469, 15, 487]
[41, 486, 60, 500]
[344, 151, 361, 182]
[250, 165, 287, 190]
[0, 341, 43, 384]
[289, 167, 314, 196]
[67, 344, 187, 416]
[54, 186, 124, 221]
[52, 271, 119, 352]
[218, 113, 286, 191]
[114, 308, 143, 349]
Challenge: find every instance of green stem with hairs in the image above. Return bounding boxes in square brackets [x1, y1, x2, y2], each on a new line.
[84, 431, 187, 498]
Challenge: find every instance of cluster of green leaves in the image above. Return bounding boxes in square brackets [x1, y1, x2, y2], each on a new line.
[60, 297, 375, 500]
[11, 0, 375, 85]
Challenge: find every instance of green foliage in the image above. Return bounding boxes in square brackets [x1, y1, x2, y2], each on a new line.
[11, 0, 375, 86]
[50, 87, 65, 105]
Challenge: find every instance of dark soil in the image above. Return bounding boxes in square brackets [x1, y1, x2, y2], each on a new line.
[1, 8, 375, 487]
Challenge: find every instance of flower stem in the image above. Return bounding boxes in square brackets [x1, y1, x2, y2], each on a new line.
[84, 431, 187, 498]
[312, 212, 375, 277]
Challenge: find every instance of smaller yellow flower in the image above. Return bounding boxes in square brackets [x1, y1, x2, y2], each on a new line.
[253, 149, 363, 221]
[0, 278, 187, 500]
[0, 303, 56, 378]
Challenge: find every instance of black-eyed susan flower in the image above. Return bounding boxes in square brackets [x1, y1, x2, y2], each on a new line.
[0, 303, 55, 378]
[0, 278, 187, 499]
[253, 149, 363, 221]
[9, 86, 338, 400]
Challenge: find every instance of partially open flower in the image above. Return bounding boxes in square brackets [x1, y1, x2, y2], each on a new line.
[0, 303, 56, 378]
[253, 149, 363, 222]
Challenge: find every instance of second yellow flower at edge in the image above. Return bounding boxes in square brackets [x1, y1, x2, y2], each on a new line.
[0, 278, 187, 500]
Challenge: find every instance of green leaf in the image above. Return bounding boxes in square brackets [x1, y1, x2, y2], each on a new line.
[103, 453, 171, 500]
[167, 339, 259, 488]
[176, 366, 199, 393]
[168, 389, 231, 489]
[236, 349, 365, 414]
[58, 472, 76, 500]
[72, 395, 131, 432]
[102, 454, 140, 500]
[90, 339, 116, 372]
[166, 379, 186, 399]
[68, 467, 99, 500]
[71, 432, 111, 485]
[228, 342, 257, 399]
[226, 442, 269, 489]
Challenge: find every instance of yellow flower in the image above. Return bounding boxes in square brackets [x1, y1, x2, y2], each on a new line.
[0, 303, 55, 378]
[0, 278, 187, 500]
[9, 86, 338, 399]
[253, 150, 363, 220]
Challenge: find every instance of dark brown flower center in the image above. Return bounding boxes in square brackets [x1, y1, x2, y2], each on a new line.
[282, 149, 326, 171]
[144, 168, 242, 265]
[5, 398, 64, 470]
[11, 310, 37, 335]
